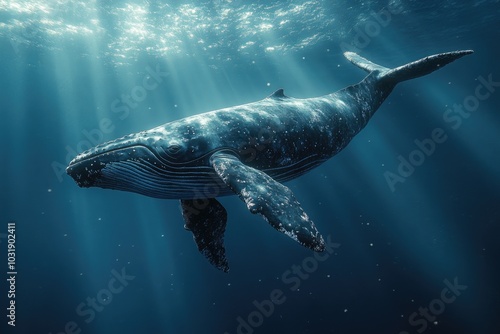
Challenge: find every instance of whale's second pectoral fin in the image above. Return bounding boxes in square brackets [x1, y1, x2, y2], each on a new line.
[180, 198, 229, 272]
[210, 152, 325, 252]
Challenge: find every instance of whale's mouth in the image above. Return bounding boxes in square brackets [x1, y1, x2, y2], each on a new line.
[66, 144, 158, 188]
[66, 143, 230, 199]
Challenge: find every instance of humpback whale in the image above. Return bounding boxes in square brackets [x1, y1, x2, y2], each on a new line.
[67, 50, 473, 272]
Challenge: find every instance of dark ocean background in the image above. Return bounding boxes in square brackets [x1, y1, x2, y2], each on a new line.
[1, 1, 499, 333]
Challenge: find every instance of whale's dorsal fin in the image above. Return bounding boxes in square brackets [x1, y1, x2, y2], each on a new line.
[268, 88, 287, 99]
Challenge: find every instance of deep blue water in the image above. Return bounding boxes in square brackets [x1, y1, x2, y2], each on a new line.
[1, 1, 500, 333]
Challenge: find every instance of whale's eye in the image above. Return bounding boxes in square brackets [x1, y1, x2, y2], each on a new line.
[167, 144, 182, 155]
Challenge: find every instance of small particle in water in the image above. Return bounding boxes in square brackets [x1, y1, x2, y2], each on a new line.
[302, 56, 306, 60]
[366, 222, 370, 226]
[161, 234, 165, 237]
[266, 82, 271, 86]
[47, 188, 52, 192]
[63, 234, 67, 237]
[227, 283, 231, 286]
[327, 274, 330, 278]
[344, 309, 348, 313]
[434, 321, 438, 325]
[98, 217, 102, 221]
[369, 243, 374, 247]
[174, 104, 178, 108]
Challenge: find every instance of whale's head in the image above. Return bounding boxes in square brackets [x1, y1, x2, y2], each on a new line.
[66, 123, 226, 199]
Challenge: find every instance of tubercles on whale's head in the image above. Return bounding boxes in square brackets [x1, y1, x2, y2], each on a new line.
[65, 123, 220, 199]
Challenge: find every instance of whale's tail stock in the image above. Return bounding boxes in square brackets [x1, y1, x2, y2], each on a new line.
[344, 49, 474, 85]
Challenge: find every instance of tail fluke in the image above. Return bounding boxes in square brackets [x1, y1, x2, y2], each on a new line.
[344, 51, 390, 74]
[344, 50, 474, 84]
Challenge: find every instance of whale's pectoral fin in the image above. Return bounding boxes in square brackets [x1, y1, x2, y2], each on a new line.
[180, 198, 229, 272]
[210, 152, 325, 252]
